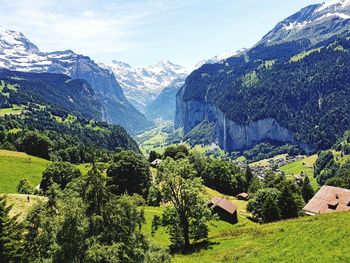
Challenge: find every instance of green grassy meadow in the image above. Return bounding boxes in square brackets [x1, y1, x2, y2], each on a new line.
[0, 150, 50, 193]
[135, 121, 171, 155]
[142, 185, 350, 263]
[0, 105, 24, 116]
[0, 150, 97, 193]
[171, 211, 350, 263]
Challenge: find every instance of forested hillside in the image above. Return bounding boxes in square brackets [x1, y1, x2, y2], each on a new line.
[177, 37, 350, 152]
[0, 69, 102, 120]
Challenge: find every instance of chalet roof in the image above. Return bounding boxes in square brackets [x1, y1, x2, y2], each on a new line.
[237, 192, 249, 198]
[210, 197, 238, 214]
[151, 159, 162, 166]
[303, 185, 350, 215]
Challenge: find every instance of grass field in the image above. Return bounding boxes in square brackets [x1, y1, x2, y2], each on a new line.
[0, 150, 95, 194]
[136, 121, 171, 155]
[4, 194, 47, 221]
[0, 150, 50, 193]
[280, 155, 319, 190]
[143, 187, 254, 250]
[0, 105, 24, 116]
[172, 211, 350, 263]
[142, 186, 350, 263]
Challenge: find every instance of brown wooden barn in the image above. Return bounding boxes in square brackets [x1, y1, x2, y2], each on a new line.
[209, 197, 238, 224]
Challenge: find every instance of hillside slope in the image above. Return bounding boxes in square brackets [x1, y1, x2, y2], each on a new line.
[0, 69, 103, 120]
[0, 150, 49, 193]
[176, 37, 350, 152]
[173, 211, 350, 263]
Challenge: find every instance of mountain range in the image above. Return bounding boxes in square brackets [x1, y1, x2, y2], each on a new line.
[0, 26, 151, 134]
[100, 60, 188, 113]
[176, 0, 350, 153]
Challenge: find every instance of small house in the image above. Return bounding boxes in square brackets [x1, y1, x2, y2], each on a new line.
[209, 197, 238, 224]
[237, 192, 249, 201]
[303, 185, 350, 215]
[151, 159, 162, 167]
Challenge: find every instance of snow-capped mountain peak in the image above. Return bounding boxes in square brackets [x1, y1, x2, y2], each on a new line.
[259, 0, 350, 46]
[0, 26, 39, 54]
[0, 25, 151, 133]
[101, 60, 188, 111]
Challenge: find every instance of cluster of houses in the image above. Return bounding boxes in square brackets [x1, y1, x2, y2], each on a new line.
[237, 155, 306, 179]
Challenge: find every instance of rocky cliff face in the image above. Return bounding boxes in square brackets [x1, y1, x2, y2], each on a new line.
[175, 98, 307, 151]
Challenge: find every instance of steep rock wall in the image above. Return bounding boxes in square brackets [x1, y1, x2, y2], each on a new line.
[175, 96, 308, 152]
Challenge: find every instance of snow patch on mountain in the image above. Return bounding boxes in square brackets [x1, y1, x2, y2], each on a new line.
[317, 12, 350, 20]
[317, 0, 350, 12]
[194, 50, 245, 69]
[284, 21, 309, 30]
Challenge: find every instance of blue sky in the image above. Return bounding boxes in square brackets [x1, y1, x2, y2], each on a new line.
[0, 0, 321, 68]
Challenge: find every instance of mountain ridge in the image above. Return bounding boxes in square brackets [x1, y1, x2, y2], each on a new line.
[0, 25, 152, 134]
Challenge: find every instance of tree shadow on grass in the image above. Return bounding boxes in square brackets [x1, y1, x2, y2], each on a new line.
[171, 240, 220, 255]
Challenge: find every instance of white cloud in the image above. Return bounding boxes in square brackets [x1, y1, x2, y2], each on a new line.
[81, 10, 95, 18]
[0, 0, 199, 61]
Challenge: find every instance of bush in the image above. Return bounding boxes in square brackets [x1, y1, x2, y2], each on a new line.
[40, 162, 81, 192]
[107, 150, 151, 197]
[17, 179, 35, 194]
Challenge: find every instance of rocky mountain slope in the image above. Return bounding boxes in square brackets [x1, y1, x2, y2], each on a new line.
[259, 0, 350, 46]
[143, 52, 240, 120]
[145, 78, 186, 120]
[0, 26, 151, 134]
[101, 60, 188, 112]
[176, 0, 350, 152]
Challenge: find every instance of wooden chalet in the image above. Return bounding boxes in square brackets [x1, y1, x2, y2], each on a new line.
[303, 185, 350, 215]
[209, 197, 238, 224]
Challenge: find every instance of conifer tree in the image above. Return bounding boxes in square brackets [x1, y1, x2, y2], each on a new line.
[0, 196, 24, 263]
[301, 176, 315, 203]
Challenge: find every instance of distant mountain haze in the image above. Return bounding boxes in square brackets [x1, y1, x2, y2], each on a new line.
[100, 60, 188, 113]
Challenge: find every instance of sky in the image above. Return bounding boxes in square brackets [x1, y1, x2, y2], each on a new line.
[0, 0, 322, 68]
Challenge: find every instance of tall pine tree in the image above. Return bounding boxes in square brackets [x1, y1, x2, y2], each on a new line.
[0, 196, 24, 263]
[278, 185, 299, 219]
[301, 176, 315, 203]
